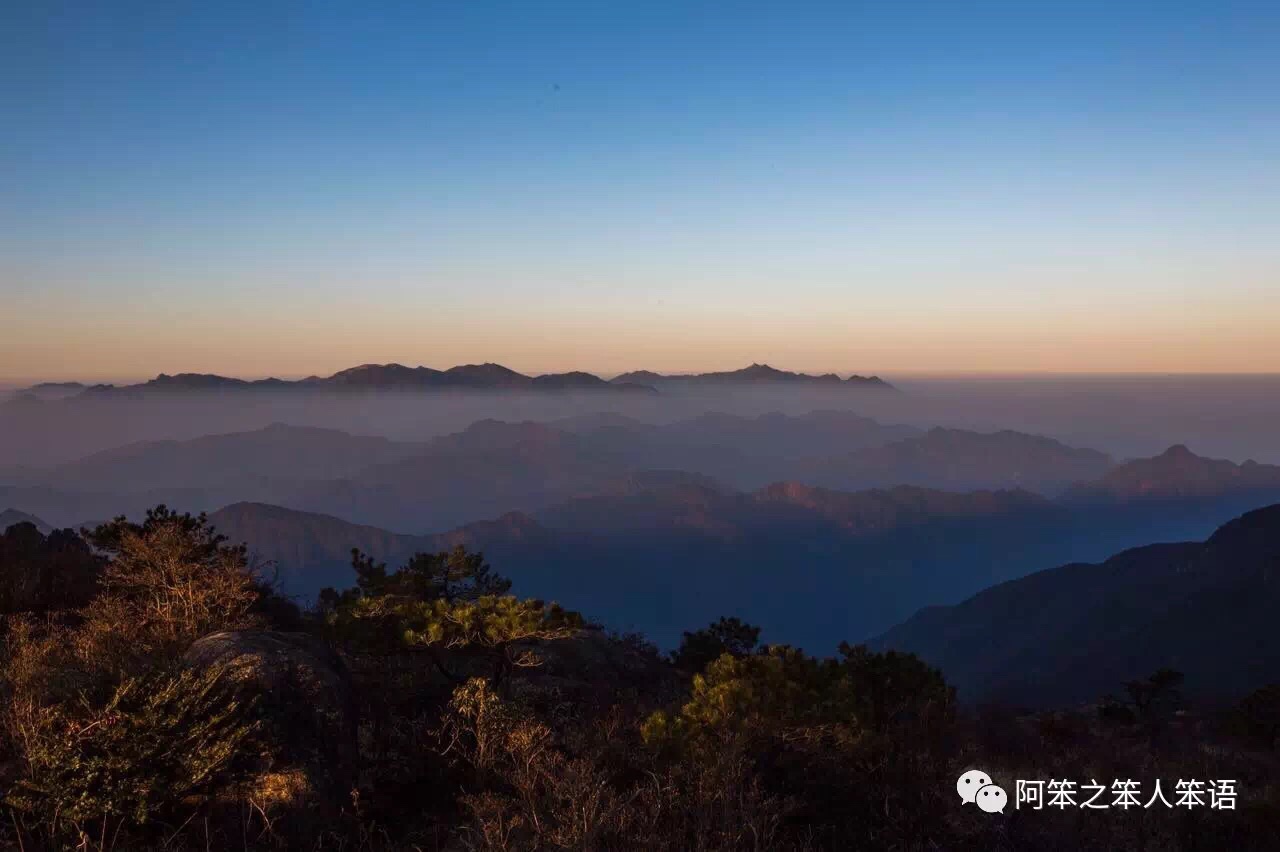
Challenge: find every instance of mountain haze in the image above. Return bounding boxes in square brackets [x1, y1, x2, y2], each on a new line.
[1064, 444, 1280, 501]
[804, 427, 1115, 495]
[196, 444, 1280, 650]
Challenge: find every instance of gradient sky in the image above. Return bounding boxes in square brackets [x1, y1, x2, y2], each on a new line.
[3, 0, 1279, 382]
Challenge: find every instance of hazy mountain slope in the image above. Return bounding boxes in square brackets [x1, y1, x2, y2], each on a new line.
[211, 454, 1280, 653]
[210, 501, 440, 592]
[873, 503, 1280, 706]
[538, 480, 1047, 538]
[0, 508, 52, 535]
[16, 382, 86, 401]
[667, 410, 919, 458]
[1064, 444, 1280, 501]
[209, 502, 559, 598]
[36, 423, 423, 492]
[288, 420, 635, 531]
[554, 410, 919, 488]
[803, 427, 1115, 495]
[0, 411, 916, 529]
[0, 485, 210, 531]
[205, 484, 1074, 646]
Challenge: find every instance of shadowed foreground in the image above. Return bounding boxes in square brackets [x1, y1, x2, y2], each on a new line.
[1, 507, 1278, 850]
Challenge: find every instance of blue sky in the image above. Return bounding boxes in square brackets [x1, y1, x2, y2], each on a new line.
[3, 1, 1278, 380]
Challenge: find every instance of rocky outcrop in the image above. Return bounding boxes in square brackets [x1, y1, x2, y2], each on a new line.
[184, 631, 357, 814]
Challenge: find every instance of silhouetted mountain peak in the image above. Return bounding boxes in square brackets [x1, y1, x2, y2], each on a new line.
[30, 382, 85, 392]
[607, 365, 893, 389]
[323, 363, 444, 386]
[609, 370, 666, 385]
[49, 362, 647, 396]
[14, 382, 87, 401]
[443, 363, 532, 387]
[0, 508, 52, 535]
[148, 373, 249, 390]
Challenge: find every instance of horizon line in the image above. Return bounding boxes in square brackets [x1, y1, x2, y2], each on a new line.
[5, 365, 1280, 388]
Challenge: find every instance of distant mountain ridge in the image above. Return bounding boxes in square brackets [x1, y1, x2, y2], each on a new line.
[191, 442, 1280, 651]
[207, 482, 1069, 639]
[9, 408, 1278, 541]
[14, 437, 1280, 650]
[802, 427, 1116, 496]
[36, 423, 425, 492]
[609, 363, 892, 388]
[19, 363, 658, 398]
[1064, 444, 1280, 501]
[22, 382, 87, 401]
[0, 508, 52, 535]
[18, 362, 896, 399]
[209, 502, 558, 595]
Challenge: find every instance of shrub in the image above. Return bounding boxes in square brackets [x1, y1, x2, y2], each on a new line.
[85, 508, 263, 659]
[6, 665, 259, 842]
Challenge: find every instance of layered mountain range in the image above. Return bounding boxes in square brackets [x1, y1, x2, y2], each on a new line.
[8, 362, 894, 401]
[0, 413, 1126, 531]
[5, 405, 1280, 655]
[609, 363, 891, 389]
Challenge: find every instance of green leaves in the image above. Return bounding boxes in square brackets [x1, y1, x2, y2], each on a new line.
[644, 645, 858, 748]
[396, 596, 583, 650]
[644, 643, 951, 753]
[325, 546, 582, 660]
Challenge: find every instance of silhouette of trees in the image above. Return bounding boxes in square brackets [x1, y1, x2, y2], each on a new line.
[334, 543, 512, 605]
[323, 545, 581, 683]
[671, 616, 761, 672]
[0, 522, 103, 614]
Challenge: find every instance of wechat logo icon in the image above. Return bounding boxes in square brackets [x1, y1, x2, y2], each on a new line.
[957, 769, 1007, 813]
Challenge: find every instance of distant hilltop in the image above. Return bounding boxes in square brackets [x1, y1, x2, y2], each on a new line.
[15, 363, 896, 398]
[610, 363, 891, 389]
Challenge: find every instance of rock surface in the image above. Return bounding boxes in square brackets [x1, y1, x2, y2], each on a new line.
[184, 630, 357, 811]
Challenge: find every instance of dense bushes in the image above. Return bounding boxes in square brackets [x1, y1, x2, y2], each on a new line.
[2, 508, 1279, 850]
[8, 667, 258, 828]
[0, 509, 278, 848]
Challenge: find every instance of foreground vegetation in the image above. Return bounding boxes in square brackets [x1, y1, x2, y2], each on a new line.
[1, 508, 1277, 850]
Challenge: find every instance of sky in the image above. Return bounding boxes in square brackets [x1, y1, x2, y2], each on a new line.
[2, 0, 1279, 382]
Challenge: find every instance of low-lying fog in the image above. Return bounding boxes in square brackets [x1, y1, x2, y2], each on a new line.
[3, 374, 1279, 469]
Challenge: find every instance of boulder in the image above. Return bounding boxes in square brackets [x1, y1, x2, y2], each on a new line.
[184, 630, 357, 813]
